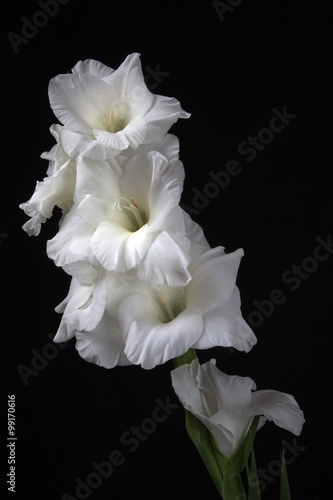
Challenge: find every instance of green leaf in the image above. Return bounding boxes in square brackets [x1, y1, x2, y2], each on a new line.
[246, 448, 261, 500]
[280, 442, 291, 500]
[185, 410, 224, 497]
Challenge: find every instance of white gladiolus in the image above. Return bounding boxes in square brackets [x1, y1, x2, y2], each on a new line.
[20, 55, 304, 496]
[171, 359, 305, 459]
[47, 151, 191, 287]
[48, 53, 190, 160]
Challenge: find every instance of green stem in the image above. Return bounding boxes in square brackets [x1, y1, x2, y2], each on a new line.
[173, 348, 197, 368]
[222, 473, 246, 500]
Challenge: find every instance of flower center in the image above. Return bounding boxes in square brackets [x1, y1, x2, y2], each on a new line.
[112, 197, 147, 231]
[103, 103, 130, 133]
[157, 287, 175, 322]
[151, 285, 185, 323]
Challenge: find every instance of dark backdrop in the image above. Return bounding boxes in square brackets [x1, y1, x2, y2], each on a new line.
[1, 1, 332, 499]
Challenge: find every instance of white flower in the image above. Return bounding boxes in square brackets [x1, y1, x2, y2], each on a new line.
[47, 151, 191, 286]
[49, 53, 190, 160]
[19, 125, 76, 236]
[118, 238, 257, 369]
[171, 359, 305, 459]
[53, 261, 133, 368]
[50, 213, 255, 371]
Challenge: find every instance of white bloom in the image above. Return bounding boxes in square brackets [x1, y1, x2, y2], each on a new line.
[50, 215, 255, 371]
[19, 125, 76, 236]
[51, 217, 204, 370]
[118, 240, 256, 369]
[47, 151, 191, 286]
[49, 53, 190, 159]
[53, 261, 132, 368]
[171, 359, 305, 459]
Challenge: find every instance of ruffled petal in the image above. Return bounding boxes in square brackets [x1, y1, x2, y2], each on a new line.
[62, 269, 108, 332]
[20, 161, 75, 219]
[194, 288, 257, 352]
[93, 122, 147, 151]
[75, 312, 131, 369]
[47, 206, 94, 267]
[20, 210, 46, 236]
[49, 72, 121, 133]
[120, 294, 204, 369]
[72, 59, 114, 78]
[60, 128, 120, 161]
[143, 93, 190, 144]
[91, 221, 153, 272]
[120, 133, 180, 167]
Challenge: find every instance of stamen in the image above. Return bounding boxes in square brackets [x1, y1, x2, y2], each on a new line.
[112, 197, 145, 229]
[103, 104, 129, 133]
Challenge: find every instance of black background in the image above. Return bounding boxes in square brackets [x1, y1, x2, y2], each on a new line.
[1, 1, 333, 499]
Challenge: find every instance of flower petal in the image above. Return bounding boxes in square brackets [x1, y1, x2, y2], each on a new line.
[120, 133, 180, 166]
[72, 59, 114, 78]
[62, 261, 98, 284]
[93, 120, 147, 151]
[137, 230, 191, 286]
[101, 53, 154, 117]
[143, 93, 190, 144]
[47, 206, 94, 267]
[60, 128, 120, 161]
[74, 156, 121, 206]
[62, 269, 108, 332]
[53, 317, 74, 343]
[49, 72, 120, 133]
[120, 151, 184, 231]
[91, 221, 153, 272]
[199, 361, 256, 412]
[183, 210, 209, 247]
[250, 390, 305, 435]
[194, 288, 257, 352]
[120, 294, 204, 369]
[20, 160, 75, 219]
[75, 313, 131, 369]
